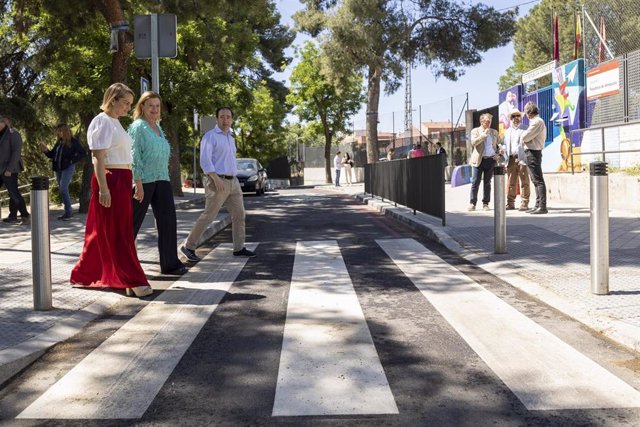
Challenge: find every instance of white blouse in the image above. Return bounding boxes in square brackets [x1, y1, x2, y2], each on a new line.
[87, 112, 133, 165]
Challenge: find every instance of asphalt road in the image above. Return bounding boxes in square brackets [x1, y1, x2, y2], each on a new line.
[1, 187, 640, 426]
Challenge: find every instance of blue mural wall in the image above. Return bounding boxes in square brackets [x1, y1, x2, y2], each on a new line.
[505, 59, 586, 172]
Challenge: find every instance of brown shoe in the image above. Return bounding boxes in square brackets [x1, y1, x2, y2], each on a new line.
[519, 205, 529, 211]
[506, 205, 516, 210]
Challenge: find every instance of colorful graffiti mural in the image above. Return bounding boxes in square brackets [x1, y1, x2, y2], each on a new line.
[498, 85, 523, 139]
[550, 59, 586, 172]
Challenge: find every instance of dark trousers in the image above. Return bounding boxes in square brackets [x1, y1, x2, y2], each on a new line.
[470, 157, 495, 205]
[132, 180, 184, 273]
[0, 173, 29, 218]
[525, 149, 547, 209]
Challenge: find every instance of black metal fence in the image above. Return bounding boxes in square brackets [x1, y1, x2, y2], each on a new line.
[364, 155, 446, 225]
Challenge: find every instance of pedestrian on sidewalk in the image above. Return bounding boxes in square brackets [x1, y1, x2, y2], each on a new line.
[342, 152, 354, 185]
[180, 107, 256, 263]
[0, 115, 30, 224]
[39, 123, 87, 221]
[501, 110, 530, 211]
[468, 113, 500, 211]
[521, 101, 548, 214]
[129, 91, 187, 276]
[334, 151, 342, 186]
[70, 83, 152, 298]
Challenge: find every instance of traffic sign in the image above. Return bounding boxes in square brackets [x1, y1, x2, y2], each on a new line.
[134, 14, 177, 59]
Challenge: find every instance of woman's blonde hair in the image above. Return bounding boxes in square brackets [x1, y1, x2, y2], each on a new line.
[133, 91, 162, 121]
[100, 82, 135, 113]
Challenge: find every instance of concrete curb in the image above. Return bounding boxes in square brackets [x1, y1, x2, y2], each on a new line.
[0, 194, 232, 387]
[356, 192, 640, 353]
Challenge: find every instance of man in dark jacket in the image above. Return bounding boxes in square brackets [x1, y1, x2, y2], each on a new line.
[0, 115, 30, 223]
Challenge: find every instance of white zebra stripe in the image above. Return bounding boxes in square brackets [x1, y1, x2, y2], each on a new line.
[18, 243, 256, 419]
[272, 240, 398, 416]
[377, 238, 640, 410]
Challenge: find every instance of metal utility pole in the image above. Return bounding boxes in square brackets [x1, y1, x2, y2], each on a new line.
[404, 60, 413, 147]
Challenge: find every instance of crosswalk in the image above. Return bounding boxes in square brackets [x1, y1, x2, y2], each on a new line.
[14, 238, 640, 420]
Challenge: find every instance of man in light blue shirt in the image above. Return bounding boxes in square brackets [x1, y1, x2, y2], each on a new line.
[180, 107, 256, 262]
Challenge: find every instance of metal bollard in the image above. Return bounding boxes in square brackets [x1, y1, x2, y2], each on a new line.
[590, 161, 609, 295]
[493, 165, 507, 254]
[31, 176, 52, 310]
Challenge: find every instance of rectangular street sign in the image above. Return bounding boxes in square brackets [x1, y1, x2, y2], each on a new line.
[140, 77, 149, 95]
[134, 14, 177, 59]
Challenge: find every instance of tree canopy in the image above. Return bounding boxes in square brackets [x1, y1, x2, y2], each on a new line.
[0, 0, 294, 208]
[287, 42, 364, 183]
[295, 0, 517, 163]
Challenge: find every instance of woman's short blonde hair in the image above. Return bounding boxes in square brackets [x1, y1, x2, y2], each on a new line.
[100, 82, 135, 112]
[133, 91, 162, 120]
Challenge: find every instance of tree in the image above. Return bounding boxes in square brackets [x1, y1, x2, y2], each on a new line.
[500, 0, 640, 90]
[0, 0, 294, 209]
[499, 0, 581, 90]
[295, 0, 516, 163]
[287, 42, 364, 183]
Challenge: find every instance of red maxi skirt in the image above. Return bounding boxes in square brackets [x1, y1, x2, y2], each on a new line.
[70, 169, 148, 289]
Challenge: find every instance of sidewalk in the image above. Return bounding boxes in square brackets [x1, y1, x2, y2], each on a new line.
[328, 181, 640, 353]
[0, 188, 229, 386]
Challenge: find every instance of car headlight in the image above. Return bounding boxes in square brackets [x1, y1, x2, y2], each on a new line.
[248, 175, 258, 182]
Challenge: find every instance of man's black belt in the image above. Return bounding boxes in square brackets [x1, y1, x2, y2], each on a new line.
[217, 174, 235, 180]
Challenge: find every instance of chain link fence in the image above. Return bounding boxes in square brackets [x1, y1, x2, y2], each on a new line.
[582, 0, 640, 68]
[350, 93, 468, 164]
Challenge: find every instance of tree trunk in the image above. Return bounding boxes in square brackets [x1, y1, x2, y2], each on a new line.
[324, 130, 333, 184]
[165, 118, 184, 196]
[97, 0, 133, 84]
[366, 65, 382, 164]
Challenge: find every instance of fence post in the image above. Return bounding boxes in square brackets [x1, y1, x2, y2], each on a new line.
[31, 176, 52, 310]
[494, 165, 506, 254]
[590, 161, 609, 295]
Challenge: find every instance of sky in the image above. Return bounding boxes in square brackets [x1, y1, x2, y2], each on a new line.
[274, 0, 540, 131]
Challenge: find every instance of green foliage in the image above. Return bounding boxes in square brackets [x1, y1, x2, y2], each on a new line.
[287, 42, 364, 138]
[296, 0, 517, 163]
[287, 41, 364, 182]
[0, 0, 294, 189]
[499, 0, 582, 90]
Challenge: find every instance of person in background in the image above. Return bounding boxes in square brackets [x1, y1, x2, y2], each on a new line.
[0, 115, 29, 224]
[521, 101, 548, 214]
[334, 151, 342, 187]
[342, 152, 354, 185]
[435, 142, 447, 156]
[468, 113, 500, 211]
[39, 123, 86, 220]
[129, 91, 187, 275]
[501, 110, 530, 211]
[70, 83, 152, 298]
[410, 143, 426, 158]
[386, 148, 394, 161]
[180, 107, 256, 263]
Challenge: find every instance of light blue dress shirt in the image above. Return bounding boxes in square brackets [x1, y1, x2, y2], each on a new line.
[200, 125, 237, 175]
[129, 119, 171, 183]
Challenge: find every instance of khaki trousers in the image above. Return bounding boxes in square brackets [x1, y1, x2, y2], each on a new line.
[506, 156, 530, 207]
[185, 176, 246, 252]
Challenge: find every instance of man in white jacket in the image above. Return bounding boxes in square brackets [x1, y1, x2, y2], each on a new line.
[334, 151, 342, 187]
[502, 110, 530, 211]
[520, 102, 548, 214]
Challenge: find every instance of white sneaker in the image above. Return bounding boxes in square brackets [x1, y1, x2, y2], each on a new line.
[467, 204, 476, 211]
[483, 204, 490, 211]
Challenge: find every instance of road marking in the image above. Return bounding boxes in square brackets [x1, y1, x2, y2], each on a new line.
[272, 240, 398, 416]
[377, 238, 640, 410]
[17, 243, 256, 420]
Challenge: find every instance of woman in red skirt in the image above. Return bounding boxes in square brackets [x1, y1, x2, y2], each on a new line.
[70, 83, 152, 298]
